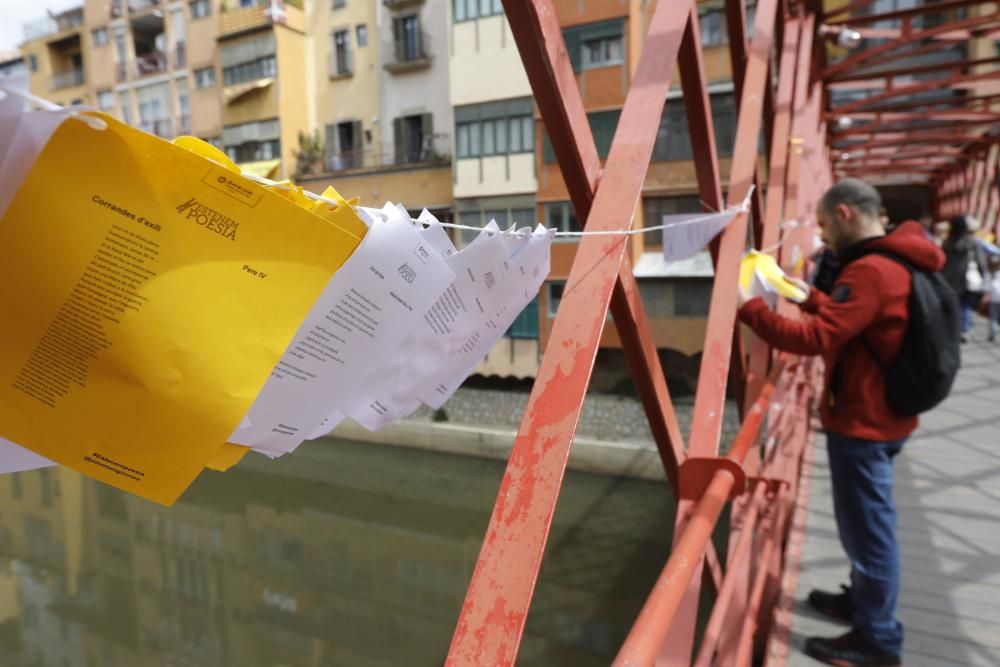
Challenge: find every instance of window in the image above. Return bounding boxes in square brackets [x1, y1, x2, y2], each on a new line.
[563, 20, 625, 72]
[393, 113, 432, 163]
[221, 34, 277, 86]
[456, 203, 534, 246]
[324, 120, 363, 170]
[674, 281, 713, 317]
[392, 15, 424, 63]
[190, 0, 211, 19]
[455, 97, 533, 159]
[652, 92, 737, 162]
[97, 89, 115, 110]
[356, 24, 368, 47]
[28, 55, 37, 72]
[194, 66, 216, 88]
[547, 282, 565, 317]
[92, 27, 109, 46]
[223, 118, 281, 163]
[332, 30, 352, 75]
[543, 202, 581, 236]
[643, 196, 702, 248]
[118, 92, 132, 125]
[700, 9, 726, 46]
[543, 109, 619, 163]
[454, 0, 503, 22]
[508, 295, 540, 338]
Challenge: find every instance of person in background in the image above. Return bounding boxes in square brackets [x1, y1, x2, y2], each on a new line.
[988, 254, 1000, 343]
[941, 215, 986, 342]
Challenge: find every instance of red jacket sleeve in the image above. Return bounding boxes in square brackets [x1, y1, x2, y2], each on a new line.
[738, 263, 883, 356]
[798, 285, 830, 314]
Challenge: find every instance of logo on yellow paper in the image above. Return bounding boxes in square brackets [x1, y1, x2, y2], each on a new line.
[176, 199, 239, 241]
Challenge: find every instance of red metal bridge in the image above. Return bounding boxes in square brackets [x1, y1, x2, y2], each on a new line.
[443, 0, 1000, 665]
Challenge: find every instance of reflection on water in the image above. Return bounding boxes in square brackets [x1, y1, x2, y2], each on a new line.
[0, 439, 678, 666]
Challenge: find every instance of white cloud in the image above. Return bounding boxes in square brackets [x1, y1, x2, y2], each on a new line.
[0, 0, 85, 55]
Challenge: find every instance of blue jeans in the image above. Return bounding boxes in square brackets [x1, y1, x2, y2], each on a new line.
[826, 432, 906, 655]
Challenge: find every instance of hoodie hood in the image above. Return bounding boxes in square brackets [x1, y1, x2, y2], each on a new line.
[840, 221, 945, 273]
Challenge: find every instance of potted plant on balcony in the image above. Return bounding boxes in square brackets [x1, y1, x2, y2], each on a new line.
[293, 130, 324, 179]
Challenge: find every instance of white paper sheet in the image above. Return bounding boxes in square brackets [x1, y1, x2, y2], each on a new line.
[230, 205, 455, 453]
[417, 227, 552, 408]
[661, 211, 738, 262]
[340, 226, 512, 430]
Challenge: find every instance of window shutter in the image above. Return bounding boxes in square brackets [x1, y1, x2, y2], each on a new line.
[393, 117, 404, 164]
[421, 113, 433, 158]
[393, 18, 404, 62]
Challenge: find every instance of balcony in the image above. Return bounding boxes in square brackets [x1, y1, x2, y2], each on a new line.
[328, 51, 352, 79]
[128, 0, 161, 12]
[22, 9, 83, 42]
[219, 1, 305, 39]
[177, 114, 191, 135]
[383, 0, 424, 7]
[115, 62, 128, 83]
[384, 31, 432, 74]
[50, 68, 84, 91]
[135, 52, 167, 77]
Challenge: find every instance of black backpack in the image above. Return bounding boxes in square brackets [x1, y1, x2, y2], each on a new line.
[858, 250, 962, 416]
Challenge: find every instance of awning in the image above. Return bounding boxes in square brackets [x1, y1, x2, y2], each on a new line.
[633, 250, 714, 278]
[238, 159, 281, 179]
[224, 77, 274, 105]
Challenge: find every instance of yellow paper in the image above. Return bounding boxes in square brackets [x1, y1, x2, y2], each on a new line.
[206, 443, 250, 472]
[0, 114, 365, 504]
[740, 250, 807, 302]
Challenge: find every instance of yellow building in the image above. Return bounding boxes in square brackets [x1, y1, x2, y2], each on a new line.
[217, 0, 309, 179]
[307, 0, 381, 174]
[20, 7, 90, 108]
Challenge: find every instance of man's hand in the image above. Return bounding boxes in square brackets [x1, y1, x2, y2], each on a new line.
[785, 276, 812, 303]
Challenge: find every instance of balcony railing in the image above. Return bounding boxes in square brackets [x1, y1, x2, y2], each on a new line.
[135, 52, 167, 77]
[128, 0, 161, 11]
[139, 118, 174, 139]
[315, 133, 451, 175]
[177, 114, 191, 135]
[384, 31, 432, 73]
[50, 68, 85, 91]
[328, 50, 353, 78]
[115, 62, 127, 83]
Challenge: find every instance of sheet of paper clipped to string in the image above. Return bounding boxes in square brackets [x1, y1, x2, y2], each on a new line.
[0, 81, 751, 505]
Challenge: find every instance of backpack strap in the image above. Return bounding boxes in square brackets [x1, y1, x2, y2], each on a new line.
[852, 248, 916, 371]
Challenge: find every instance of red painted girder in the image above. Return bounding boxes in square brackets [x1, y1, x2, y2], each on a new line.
[831, 110, 1000, 123]
[497, 0, 687, 491]
[826, 0, 997, 26]
[834, 134, 1000, 151]
[821, 12, 1000, 82]
[830, 54, 1000, 84]
[445, 1, 694, 664]
[869, 91, 1000, 113]
[688, 0, 780, 459]
[657, 5, 734, 662]
[832, 71, 1000, 115]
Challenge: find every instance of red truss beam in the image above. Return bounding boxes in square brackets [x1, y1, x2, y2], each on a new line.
[830, 69, 1000, 115]
[821, 12, 1000, 82]
[829, 54, 1000, 84]
[446, 1, 696, 664]
[826, 0, 997, 27]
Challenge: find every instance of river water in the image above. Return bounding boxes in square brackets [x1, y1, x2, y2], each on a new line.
[0, 439, 691, 666]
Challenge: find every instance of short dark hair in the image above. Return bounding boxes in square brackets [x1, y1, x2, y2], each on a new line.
[820, 178, 882, 219]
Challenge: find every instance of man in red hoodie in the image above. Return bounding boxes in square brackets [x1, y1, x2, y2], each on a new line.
[738, 178, 945, 667]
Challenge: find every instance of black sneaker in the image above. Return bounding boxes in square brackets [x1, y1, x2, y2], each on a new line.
[804, 629, 901, 666]
[808, 585, 853, 623]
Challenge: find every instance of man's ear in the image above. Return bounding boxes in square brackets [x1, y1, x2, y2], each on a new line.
[836, 203, 854, 223]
